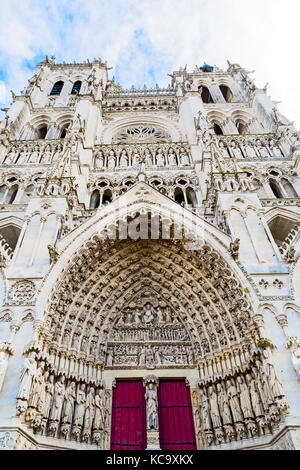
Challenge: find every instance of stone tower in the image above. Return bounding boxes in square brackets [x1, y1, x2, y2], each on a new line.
[0, 57, 299, 450]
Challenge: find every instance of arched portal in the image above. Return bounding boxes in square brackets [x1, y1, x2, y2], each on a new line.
[19, 183, 290, 450]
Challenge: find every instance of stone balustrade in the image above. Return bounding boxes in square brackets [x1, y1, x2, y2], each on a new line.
[216, 134, 288, 160]
[93, 142, 192, 170]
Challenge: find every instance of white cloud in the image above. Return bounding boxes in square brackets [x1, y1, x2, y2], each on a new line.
[0, 0, 300, 126]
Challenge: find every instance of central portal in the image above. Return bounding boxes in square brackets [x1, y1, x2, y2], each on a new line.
[110, 379, 196, 450]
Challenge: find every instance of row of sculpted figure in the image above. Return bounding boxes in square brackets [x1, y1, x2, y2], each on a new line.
[94, 146, 191, 170]
[217, 138, 285, 160]
[16, 356, 111, 447]
[2, 142, 64, 165]
[194, 357, 287, 447]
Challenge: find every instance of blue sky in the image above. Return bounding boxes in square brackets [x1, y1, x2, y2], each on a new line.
[1, 0, 300, 125]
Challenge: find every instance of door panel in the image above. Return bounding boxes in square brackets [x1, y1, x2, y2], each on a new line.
[111, 381, 147, 450]
[158, 380, 196, 450]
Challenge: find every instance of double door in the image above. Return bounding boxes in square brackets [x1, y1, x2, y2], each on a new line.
[110, 380, 196, 450]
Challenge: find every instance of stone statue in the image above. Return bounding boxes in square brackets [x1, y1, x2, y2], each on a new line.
[48, 245, 59, 264]
[246, 374, 264, 418]
[0, 351, 9, 392]
[119, 149, 128, 168]
[226, 380, 243, 423]
[230, 141, 243, 159]
[144, 148, 153, 167]
[230, 238, 240, 261]
[145, 383, 158, 430]
[28, 364, 45, 413]
[208, 385, 222, 428]
[49, 376, 65, 421]
[82, 386, 95, 439]
[256, 139, 270, 158]
[217, 383, 232, 425]
[28, 145, 40, 164]
[40, 144, 53, 164]
[62, 381, 76, 424]
[180, 147, 190, 166]
[74, 384, 86, 426]
[286, 247, 296, 263]
[199, 388, 211, 430]
[107, 150, 116, 170]
[42, 374, 54, 420]
[156, 148, 165, 167]
[143, 303, 154, 324]
[269, 139, 282, 158]
[94, 150, 105, 169]
[17, 353, 37, 403]
[167, 148, 177, 166]
[93, 388, 105, 430]
[237, 376, 254, 419]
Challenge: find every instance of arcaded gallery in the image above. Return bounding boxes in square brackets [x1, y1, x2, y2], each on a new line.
[0, 57, 299, 450]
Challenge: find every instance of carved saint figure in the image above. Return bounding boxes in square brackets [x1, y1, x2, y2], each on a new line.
[243, 142, 257, 159]
[28, 364, 45, 413]
[209, 385, 222, 428]
[256, 139, 270, 158]
[144, 148, 153, 167]
[42, 374, 54, 420]
[93, 388, 106, 430]
[180, 147, 190, 166]
[17, 145, 29, 164]
[227, 380, 243, 423]
[246, 374, 264, 418]
[40, 144, 52, 164]
[237, 376, 254, 419]
[83, 387, 95, 432]
[28, 145, 40, 164]
[218, 141, 230, 159]
[119, 149, 128, 168]
[74, 383, 86, 426]
[168, 148, 177, 166]
[5, 146, 18, 164]
[145, 383, 158, 430]
[94, 150, 105, 169]
[0, 351, 8, 392]
[131, 149, 140, 167]
[156, 148, 165, 166]
[230, 140, 243, 159]
[199, 388, 211, 430]
[269, 139, 282, 158]
[107, 150, 116, 170]
[217, 383, 232, 425]
[143, 304, 154, 324]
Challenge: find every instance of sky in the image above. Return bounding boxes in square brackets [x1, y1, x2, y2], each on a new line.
[0, 0, 300, 126]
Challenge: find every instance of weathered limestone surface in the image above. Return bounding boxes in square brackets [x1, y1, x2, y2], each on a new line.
[0, 58, 299, 450]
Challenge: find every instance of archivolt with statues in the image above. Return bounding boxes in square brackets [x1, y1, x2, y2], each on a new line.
[16, 236, 290, 448]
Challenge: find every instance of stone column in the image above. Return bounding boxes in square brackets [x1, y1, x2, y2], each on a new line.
[143, 375, 160, 450]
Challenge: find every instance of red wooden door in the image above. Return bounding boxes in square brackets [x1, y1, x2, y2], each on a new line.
[158, 380, 196, 450]
[110, 381, 147, 450]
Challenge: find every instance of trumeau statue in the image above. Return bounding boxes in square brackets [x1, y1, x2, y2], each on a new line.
[17, 353, 37, 403]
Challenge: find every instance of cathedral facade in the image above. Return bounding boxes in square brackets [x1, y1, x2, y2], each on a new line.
[0, 57, 300, 450]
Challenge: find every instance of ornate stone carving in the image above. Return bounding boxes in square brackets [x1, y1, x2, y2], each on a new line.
[7, 281, 36, 306]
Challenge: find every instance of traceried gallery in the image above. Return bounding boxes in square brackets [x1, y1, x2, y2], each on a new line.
[0, 57, 299, 450]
